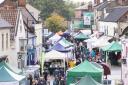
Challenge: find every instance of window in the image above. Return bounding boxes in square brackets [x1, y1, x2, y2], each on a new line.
[2, 34, 4, 51]
[6, 33, 8, 49]
[10, 28, 14, 41]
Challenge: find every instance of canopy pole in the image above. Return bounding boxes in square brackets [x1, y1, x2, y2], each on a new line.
[106, 51, 107, 64]
[64, 58, 65, 76]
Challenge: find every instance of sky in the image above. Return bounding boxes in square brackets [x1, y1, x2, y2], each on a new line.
[0, 0, 4, 4]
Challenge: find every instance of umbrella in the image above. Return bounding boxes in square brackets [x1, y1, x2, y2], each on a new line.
[100, 63, 111, 79]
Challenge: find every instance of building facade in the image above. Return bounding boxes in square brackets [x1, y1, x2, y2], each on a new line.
[0, 19, 12, 61]
[0, 0, 41, 68]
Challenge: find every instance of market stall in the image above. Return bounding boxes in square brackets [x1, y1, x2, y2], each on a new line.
[0, 62, 26, 85]
[74, 32, 89, 41]
[67, 60, 103, 85]
[58, 38, 74, 48]
[84, 37, 98, 49]
[91, 36, 112, 48]
[101, 41, 122, 64]
[102, 41, 122, 52]
[51, 43, 73, 52]
[48, 34, 61, 44]
[75, 76, 102, 85]
[0, 61, 22, 74]
[44, 50, 66, 61]
[44, 50, 67, 75]
[24, 65, 40, 79]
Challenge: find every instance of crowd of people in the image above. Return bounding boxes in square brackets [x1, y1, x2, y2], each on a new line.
[68, 40, 102, 68]
[37, 35, 103, 85]
[28, 33, 121, 85]
[27, 71, 65, 85]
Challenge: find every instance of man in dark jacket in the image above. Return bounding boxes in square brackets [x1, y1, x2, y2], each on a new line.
[60, 76, 65, 85]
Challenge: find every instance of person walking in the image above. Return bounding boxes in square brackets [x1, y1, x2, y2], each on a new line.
[37, 77, 47, 85]
[27, 74, 33, 85]
[90, 49, 96, 61]
[60, 76, 65, 85]
[53, 76, 59, 85]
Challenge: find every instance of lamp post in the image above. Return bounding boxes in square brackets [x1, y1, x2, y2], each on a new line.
[17, 51, 25, 72]
[40, 47, 45, 76]
[18, 38, 27, 72]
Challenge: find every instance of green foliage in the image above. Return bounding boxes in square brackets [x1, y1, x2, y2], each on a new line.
[27, 0, 76, 20]
[45, 13, 67, 32]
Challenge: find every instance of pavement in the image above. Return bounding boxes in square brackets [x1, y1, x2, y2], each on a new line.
[48, 65, 122, 85]
[48, 75, 54, 85]
[107, 65, 122, 85]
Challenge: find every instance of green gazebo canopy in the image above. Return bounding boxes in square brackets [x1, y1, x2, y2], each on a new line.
[0, 61, 22, 74]
[102, 41, 122, 52]
[75, 76, 102, 85]
[67, 60, 103, 85]
[0, 66, 17, 82]
[59, 38, 73, 47]
[74, 33, 89, 40]
[0, 62, 25, 82]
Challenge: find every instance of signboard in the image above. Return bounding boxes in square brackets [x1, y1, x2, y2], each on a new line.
[83, 12, 94, 25]
[84, 15, 91, 25]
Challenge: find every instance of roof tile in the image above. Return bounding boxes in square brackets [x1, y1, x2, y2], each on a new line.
[0, 9, 18, 26]
[0, 19, 12, 28]
[104, 6, 128, 22]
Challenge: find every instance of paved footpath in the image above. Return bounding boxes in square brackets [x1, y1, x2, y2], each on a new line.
[107, 65, 121, 85]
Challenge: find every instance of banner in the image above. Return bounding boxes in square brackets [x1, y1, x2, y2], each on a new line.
[84, 15, 91, 25]
[83, 12, 94, 25]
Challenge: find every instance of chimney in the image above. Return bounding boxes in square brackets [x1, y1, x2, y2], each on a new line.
[94, 0, 101, 5]
[88, 3, 93, 11]
[18, 0, 26, 7]
[117, 0, 126, 5]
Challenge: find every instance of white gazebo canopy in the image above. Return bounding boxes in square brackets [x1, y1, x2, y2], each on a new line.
[84, 36, 98, 42]
[84, 37, 98, 49]
[92, 36, 112, 48]
[44, 50, 67, 61]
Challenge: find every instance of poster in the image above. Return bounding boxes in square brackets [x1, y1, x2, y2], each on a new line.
[84, 15, 91, 25]
[83, 12, 94, 25]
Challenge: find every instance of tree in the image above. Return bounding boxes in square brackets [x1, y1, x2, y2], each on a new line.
[28, 0, 76, 20]
[45, 13, 67, 33]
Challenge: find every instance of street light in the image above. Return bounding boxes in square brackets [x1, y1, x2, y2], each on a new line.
[18, 38, 27, 72]
[17, 51, 25, 72]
